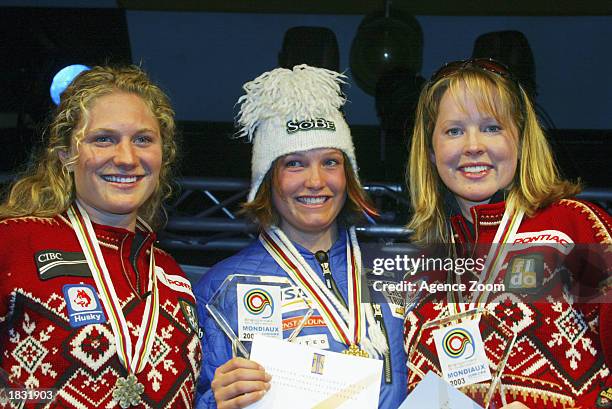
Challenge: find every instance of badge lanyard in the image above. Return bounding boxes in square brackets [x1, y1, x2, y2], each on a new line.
[448, 208, 524, 315]
[260, 226, 367, 355]
[67, 202, 159, 392]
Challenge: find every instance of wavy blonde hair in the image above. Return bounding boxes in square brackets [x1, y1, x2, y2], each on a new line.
[0, 65, 177, 228]
[407, 66, 580, 244]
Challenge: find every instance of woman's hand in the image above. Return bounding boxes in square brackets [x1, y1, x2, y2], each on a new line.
[211, 357, 271, 409]
[500, 402, 530, 409]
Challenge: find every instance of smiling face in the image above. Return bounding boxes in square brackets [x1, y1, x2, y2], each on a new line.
[69, 91, 162, 230]
[272, 148, 347, 242]
[432, 86, 518, 218]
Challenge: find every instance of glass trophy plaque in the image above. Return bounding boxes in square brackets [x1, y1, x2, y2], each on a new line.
[206, 274, 314, 358]
[399, 371, 484, 409]
[408, 307, 516, 409]
[403, 276, 429, 319]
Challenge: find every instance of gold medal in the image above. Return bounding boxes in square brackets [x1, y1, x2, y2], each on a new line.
[342, 344, 369, 358]
[261, 228, 367, 353]
[112, 374, 145, 408]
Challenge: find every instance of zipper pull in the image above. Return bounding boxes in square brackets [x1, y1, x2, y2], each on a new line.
[315, 250, 347, 309]
[315, 250, 333, 288]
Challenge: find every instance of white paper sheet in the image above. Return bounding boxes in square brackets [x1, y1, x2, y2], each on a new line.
[398, 371, 484, 409]
[247, 336, 382, 409]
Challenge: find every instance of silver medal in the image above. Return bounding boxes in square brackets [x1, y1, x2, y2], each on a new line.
[113, 374, 145, 408]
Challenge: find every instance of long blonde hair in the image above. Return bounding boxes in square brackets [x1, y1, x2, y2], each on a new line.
[0, 65, 177, 228]
[407, 65, 580, 244]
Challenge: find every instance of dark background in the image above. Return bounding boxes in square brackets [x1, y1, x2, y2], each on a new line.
[1, 1, 610, 187]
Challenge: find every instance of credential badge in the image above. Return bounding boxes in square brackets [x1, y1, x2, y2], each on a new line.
[237, 283, 282, 341]
[432, 319, 492, 387]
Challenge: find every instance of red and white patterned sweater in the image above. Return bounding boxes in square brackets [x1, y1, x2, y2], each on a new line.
[404, 199, 612, 408]
[0, 214, 202, 408]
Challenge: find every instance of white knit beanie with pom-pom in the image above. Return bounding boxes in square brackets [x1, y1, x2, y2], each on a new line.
[236, 64, 359, 202]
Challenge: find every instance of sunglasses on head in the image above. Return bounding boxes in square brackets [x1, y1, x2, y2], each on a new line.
[430, 58, 518, 86]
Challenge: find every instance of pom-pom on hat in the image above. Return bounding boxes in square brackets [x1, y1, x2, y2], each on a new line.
[236, 64, 359, 202]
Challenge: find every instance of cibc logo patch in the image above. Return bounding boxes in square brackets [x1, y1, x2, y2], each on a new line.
[35, 249, 90, 280]
[62, 284, 106, 328]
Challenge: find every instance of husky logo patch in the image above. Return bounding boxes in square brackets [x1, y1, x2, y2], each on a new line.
[73, 289, 92, 308]
[179, 299, 202, 338]
[62, 284, 106, 328]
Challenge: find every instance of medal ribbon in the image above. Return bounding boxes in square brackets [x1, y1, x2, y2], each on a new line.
[260, 227, 365, 348]
[67, 202, 159, 374]
[448, 208, 524, 314]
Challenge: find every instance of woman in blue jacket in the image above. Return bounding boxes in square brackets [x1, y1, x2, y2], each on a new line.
[194, 65, 407, 409]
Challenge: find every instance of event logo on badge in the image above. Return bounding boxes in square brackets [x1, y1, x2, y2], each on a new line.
[62, 284, 106, 328]
[433, 320, 492, 387]
[244, 288, 275, 318]
[237, 284, 282, 341]
[442, 328, 475, 360]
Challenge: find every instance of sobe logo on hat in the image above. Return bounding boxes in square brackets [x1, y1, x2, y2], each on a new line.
[235, 64, 360, 202]
[286, 118, 336, 134]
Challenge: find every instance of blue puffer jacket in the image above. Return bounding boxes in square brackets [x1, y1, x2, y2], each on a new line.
[193, 230, 407, 409]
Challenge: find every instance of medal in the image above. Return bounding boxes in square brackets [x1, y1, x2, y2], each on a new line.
[468, 208, 524, 309]
[343, 344, 369, 358]
[112, 374, 145, 408]
[261, 227, 369, 355]
[448, 208, 525, 315]
[67, 203, 159, 405]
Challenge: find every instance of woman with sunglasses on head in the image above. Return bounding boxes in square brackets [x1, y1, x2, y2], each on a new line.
[0, 66, 201, 408]
[194, 65, 407, 409]
[404, 59, 611, 408]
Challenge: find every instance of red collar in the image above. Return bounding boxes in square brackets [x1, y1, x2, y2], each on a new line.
[450, 201, 507, 244]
